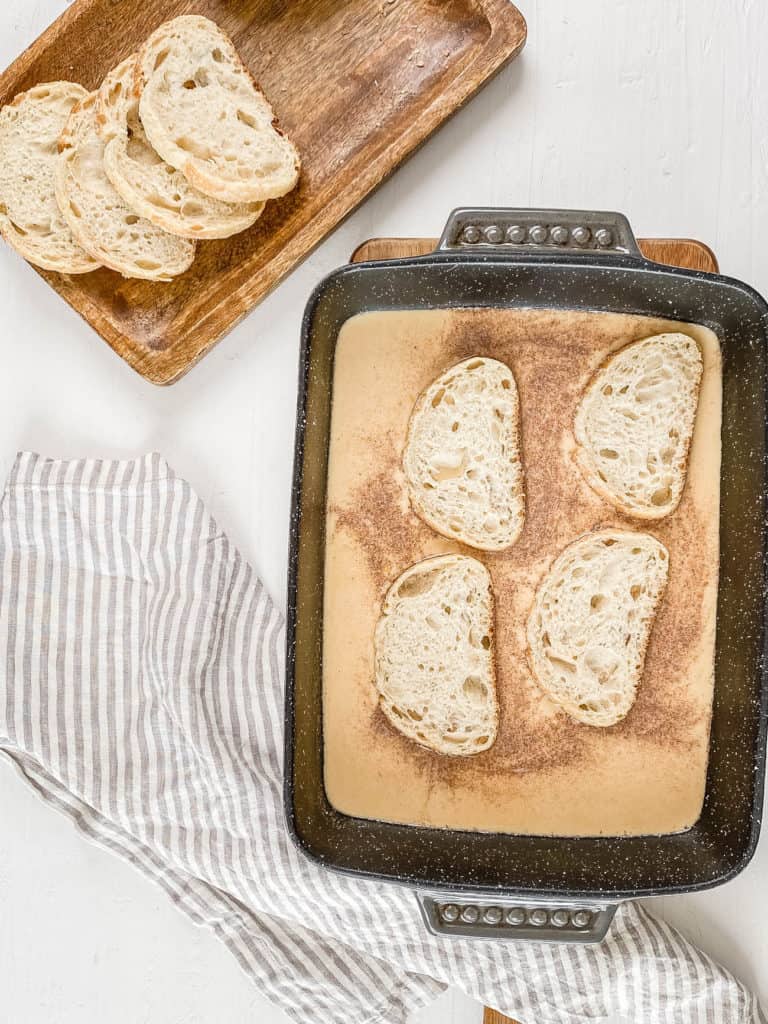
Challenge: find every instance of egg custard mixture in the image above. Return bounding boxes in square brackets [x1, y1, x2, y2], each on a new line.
[322, 308, 722, 836]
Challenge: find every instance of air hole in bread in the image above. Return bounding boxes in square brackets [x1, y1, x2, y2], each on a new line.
[451, 422, 459, 432]
[397, 571, 437, 599]
[124, 214, 139, 225]
[236, 109, 258, 129]
[8, 219, 28, 236]
[195, 69, 210, 87]
[431, 388, 445, 408]
[603, 385, 613, 395]
[481, 635, 491, 649]
[651, 485, 672, 506]
[407, 708, 423, 721]
[68, 201, 82, 219]
[211, 47, 225, 62]
[502, 379, 512, 389]
[590, 594, 606, 611]
[465, 360, 485, 371]
[154, 48, 170, 70]
[599, 448, 619, 460]
[181, 201, 204, 218]
[135, 258, 162, 271]
[183, 80, 197, 90]
[463, 676, 487, 703]
[547, 655, 577, 676]
[603, 538, 616, 546]
[630, 585, 642, 600]
[175, 135, 214, 161]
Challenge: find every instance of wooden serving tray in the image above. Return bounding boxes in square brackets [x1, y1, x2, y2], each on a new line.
[351, 236, 719, 271]
[0, 0, 526, 385]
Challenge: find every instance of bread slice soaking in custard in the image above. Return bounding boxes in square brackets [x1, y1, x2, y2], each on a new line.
[527, 530, 669, 727]
[374, 554, 498, 755]
[403, 357, 525, 550]
[573, 333, 703, 519]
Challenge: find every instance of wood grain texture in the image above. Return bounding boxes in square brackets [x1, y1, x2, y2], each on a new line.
[0, 0, 526, 385]
[350, 236, 719, 272]
[483, 1008, 521, 1024]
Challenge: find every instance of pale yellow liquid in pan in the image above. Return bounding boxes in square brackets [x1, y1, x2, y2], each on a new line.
[322, 308, 722, 837]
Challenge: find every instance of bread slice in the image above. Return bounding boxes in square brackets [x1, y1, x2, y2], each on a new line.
[0, 82, 99, 273]
[98, 56, 264, 239]
[55, 92, 195, 281]
[136, 15, 300, 203]
[527, 530, 669, 727]
[573, 333, 703, 519]
[403, 357, 525, 551]
[374, 554, 498, 756]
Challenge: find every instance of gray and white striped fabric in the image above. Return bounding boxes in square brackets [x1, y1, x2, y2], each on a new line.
[0, 452, 764, 1024]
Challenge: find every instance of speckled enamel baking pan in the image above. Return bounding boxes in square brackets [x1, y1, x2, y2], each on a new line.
[285, 208, 768, 942]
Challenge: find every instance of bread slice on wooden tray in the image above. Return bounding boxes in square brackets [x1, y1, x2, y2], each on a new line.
[0, 82, 100, 273]
[374, 554, 498, 755]
[574, 333, 703, 519]
[136, 15, 301, 203]
[55, 92, 195, 281]
[527, 530, 669, 727]
[403, 357, 525, 551]
[98, 56, 264, 239]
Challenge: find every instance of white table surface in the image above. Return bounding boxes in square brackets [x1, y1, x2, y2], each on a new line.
[1, 1, 767, 1021]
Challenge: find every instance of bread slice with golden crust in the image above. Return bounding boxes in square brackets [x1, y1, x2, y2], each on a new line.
[136, 16, 300, 203]
[98, 55, 264, 239]
[55, 92, 195, 281]
[0, 82, 99, 273]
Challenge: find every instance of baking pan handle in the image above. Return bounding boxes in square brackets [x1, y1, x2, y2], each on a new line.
[437, 207, 644, 259]
[417, 891, 617, 943]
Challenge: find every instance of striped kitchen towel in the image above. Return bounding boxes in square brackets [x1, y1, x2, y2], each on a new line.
[0, 451, 764, 1024]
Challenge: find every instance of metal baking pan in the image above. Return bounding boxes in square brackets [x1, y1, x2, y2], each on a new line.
[285, 207, 768, 942]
